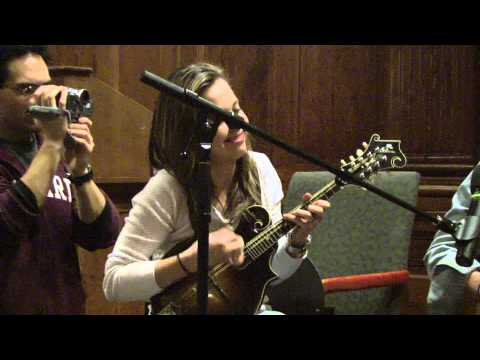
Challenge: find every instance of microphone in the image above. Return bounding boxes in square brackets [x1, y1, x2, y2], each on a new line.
[140, 70, 244, 130]
[455, 165, 480, 267]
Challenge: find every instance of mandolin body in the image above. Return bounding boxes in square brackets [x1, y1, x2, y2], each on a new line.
[151, 205, 279, 315]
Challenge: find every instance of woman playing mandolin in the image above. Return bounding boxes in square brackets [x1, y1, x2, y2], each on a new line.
[103, 63, 330, 314]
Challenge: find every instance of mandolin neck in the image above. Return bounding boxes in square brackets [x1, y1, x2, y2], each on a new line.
[245, 178, 342, 262]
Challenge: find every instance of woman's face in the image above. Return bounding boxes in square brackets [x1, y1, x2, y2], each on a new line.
[203, 78, 249, 164]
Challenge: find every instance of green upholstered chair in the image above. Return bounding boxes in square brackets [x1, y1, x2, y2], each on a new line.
[280, 171, 420, 315]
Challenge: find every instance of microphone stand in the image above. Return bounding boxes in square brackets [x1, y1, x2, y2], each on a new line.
[192, 111, 216, 314]
[140, 70, 458, 314]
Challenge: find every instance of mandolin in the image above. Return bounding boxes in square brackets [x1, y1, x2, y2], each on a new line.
[150, 134, 407, 315]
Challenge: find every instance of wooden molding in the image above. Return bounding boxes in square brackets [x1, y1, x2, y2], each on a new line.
[48, 66, 94, 77]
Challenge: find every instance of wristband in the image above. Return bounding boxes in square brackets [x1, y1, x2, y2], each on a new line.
[67, 164, 93, 186]
[289, 233, 312, 249]
[286, 234, 312, 258]
[286, 245, 308, 258]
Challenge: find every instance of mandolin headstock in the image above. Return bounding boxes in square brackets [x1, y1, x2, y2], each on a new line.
[339, 133, 407, 181]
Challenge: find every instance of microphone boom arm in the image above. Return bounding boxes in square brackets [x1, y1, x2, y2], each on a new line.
[140, 70, 459, 236]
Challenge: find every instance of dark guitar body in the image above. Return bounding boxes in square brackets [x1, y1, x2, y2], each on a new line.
[150, 205, 279, 315]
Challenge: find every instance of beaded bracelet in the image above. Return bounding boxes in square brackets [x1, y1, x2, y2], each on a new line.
[177, 253, 193, 275]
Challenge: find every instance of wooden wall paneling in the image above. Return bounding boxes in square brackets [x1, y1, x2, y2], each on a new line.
[202, 45, 227, 69]
[119, 45, 179, 111]
[269, 45, 301, 188]
[204, 45, 274, 158]
[382, 46, 477, 165]
[381, 46, 428, 153]
[48, 45, 96, 68]
[296, 46, 380, 172]
[88, 76, 152, 182]
[428, 46, 476, 158]
[50, 45, 121, 89]
[176, 45, 207, 67]
[298, 45, 335, 167]
[93, 45, 121, 90]
[330, 45, 379, 151]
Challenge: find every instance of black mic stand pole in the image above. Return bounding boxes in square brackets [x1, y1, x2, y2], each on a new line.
[140, 70, 459, 313]
[192, 111, 215, 315]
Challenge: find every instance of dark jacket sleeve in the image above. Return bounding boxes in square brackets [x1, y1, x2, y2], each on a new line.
[0, 167, 39, 247]
[70, 194, 123, 251]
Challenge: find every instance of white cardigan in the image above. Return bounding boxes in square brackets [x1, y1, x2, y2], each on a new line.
[103, 151, 304, 302]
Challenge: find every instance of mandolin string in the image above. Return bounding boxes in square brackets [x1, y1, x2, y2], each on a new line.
[206, 144, 393, 278]
[243, 153, 375, 260]
[211, 181, 340, 277]
[210, 154, 378, 276]
[244, 180, 339, 259]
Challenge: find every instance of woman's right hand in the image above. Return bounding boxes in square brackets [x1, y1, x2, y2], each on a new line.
[182, 226, 245, 271]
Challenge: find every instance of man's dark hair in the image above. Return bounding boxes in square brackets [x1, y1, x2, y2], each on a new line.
[0, 45, 50, 88]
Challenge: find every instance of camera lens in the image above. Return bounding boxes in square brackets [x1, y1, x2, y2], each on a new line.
[54, 87, 93, 121]
[67, 88, 90, 106]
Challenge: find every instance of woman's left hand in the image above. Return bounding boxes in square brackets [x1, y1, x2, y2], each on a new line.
[283, 193, 330, 247]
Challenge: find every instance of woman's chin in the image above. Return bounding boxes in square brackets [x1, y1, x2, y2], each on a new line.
[213, 146, 248, 163]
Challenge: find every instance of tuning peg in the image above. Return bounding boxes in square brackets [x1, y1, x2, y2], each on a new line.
[362, 142, 368, 149]
[356, 149, 364, 158]
[340, 159, 347, 166]
[349, 155, 356, 162]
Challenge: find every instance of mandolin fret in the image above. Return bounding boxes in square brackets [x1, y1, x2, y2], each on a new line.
[246, 179, 343, 261]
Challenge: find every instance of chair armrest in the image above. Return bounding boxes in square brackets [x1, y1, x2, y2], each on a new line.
[322, 270, 410, 294]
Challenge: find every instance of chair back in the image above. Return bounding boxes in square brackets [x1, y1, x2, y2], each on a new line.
[283, 171, 420, 314]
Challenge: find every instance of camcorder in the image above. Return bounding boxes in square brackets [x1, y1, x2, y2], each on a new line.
[60, 88, 93, 122]
[28, 87, 93, 122]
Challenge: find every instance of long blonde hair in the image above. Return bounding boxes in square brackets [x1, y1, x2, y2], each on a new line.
[148, 63, 261, 232]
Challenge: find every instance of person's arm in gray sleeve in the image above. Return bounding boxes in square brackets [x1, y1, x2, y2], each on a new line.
[424, 170, 480, 314]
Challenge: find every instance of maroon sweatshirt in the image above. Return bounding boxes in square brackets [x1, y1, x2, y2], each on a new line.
[0, 144, 122, 314]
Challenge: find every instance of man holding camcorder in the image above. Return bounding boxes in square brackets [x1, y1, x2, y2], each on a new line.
[0, 45, 121, 314]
